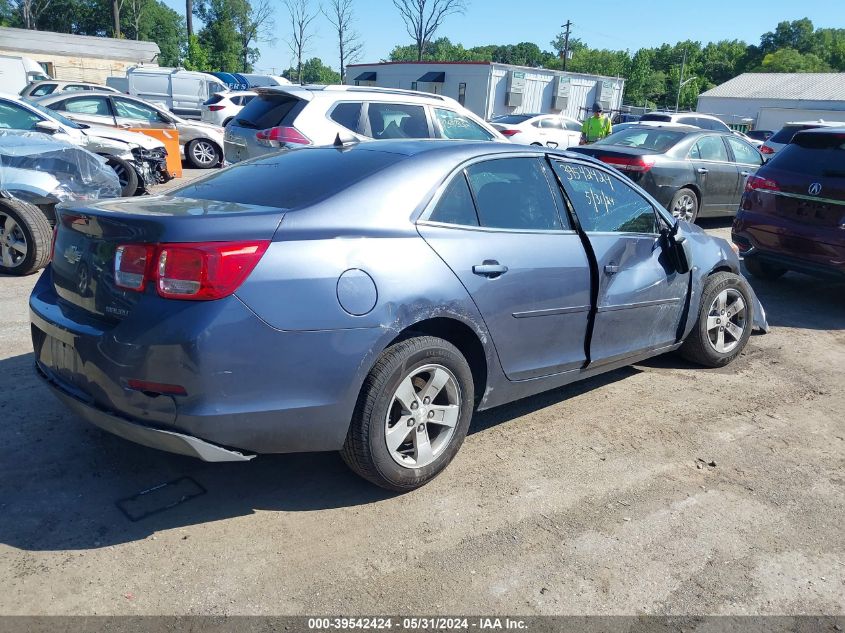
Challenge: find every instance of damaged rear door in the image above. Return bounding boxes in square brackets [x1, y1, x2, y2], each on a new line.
[550, 158, 690, 366]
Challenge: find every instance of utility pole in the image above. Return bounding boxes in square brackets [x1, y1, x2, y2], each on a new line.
[561, 20, 572, 71]
[675, 47, 687, 112]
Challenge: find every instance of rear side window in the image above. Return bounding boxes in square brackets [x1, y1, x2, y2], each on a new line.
[694, 135, 729, 162]
[769, 133, 845, 178]
[330, 102, 363, 133]
[171, 148, 401, 209]
[429, 173, 479, 226]
[770, 125, 812, 144]
[368, 103, 430, 139]
[554, 161, 658, 234]
[29, 84, 56, 97]
[434, 108, 493, 140]
[235, 94, 299, 129]
[62, 97, 111, 116]
[726, 136, 762, 165]
[466, 158, 563, 231]
[205, 94, 224, 105]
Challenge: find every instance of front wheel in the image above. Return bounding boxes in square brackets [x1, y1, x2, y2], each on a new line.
[680, 272, 753, 367]
[0, 198, 52, 276]
[105, 156, 140, 197]
[186, 139, 221, 169]
[341, 335, 475, 492]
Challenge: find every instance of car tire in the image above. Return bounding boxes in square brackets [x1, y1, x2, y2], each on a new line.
[680, 272, 754, 368]
[670, 188, 699, 223]
[0, 198, 52, 276]
[186, 139, 221, 169]
[744, 257, 786, 281]
[341, 335, 475, 492]
[105, 156, 140, 197]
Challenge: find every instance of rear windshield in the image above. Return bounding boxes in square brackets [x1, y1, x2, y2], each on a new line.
[747, 130, 771, 141]
[597, 127, 685, 151]
[770, 125, 816, 144]
[640, 113, 672, 123]
[769, 132, 845, 178]
[171, 147, 402, 209]
[234, 93, 299, 129]
[492, 115, 533, 124]
[205, 94, 224, 105]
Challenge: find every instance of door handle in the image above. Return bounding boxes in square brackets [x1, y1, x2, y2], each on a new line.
[472, 261, 508, 277]
[604, 264, 620, 275]
[697, 167, 709, 174]
[740, 171, 751, 177]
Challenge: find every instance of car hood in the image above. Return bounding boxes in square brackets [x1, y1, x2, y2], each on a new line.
[83, 125, 165, 150]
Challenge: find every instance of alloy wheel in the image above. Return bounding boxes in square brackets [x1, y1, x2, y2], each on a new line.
[0, 212, 28, 269]
[191, 140, 217, 166]
[706, 288, 747, 354]
[384, 364, 461, 469]
[112, 162, 129, 187]
[672, 194, 696, 222]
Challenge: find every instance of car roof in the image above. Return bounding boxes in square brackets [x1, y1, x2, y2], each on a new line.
[783, 120, 845, 126]
[254, 84, 454, 104]
[793, 126, 845, 135]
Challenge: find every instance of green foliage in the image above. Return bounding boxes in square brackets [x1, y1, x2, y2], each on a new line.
[758, 48, 831, 73]
[133, 1, 185, 66]
[194, 0, 243, 71]
[282, 57, 340, 84]
[183, 34, 211, 70]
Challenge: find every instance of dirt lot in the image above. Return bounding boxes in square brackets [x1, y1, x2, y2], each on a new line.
[0, 220, 843, 616]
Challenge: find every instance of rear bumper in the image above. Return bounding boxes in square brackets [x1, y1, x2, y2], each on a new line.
[39, 363, 254, 461]
[733, 209, 845, 278]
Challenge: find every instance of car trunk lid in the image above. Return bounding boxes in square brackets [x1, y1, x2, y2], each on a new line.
[51, 196, 285, 322]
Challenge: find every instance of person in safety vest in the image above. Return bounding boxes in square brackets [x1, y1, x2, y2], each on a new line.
[581, 102, 612, 144]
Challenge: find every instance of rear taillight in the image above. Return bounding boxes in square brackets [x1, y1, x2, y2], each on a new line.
[114, 241, 269, 300]
[115, 244, 153, 291]
[207, 105, 225, 111]
[745, 175, 780, 192]
[499, 129, 520, 137]
[599, 155, 656, 173]
[760, 144, 774, 155]
[255, 126, 312, 147]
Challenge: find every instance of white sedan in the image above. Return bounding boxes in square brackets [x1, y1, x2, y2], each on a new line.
[489, 113, 583, 149]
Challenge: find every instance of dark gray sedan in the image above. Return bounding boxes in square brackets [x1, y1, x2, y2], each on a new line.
[31, 140, 768, 492]
[572, 125, 764, 222]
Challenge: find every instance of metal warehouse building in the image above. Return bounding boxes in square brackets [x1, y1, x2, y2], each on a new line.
[697, 73, 845, 131]
[345, 61, 625, 121]
[0, 27, 160, 85]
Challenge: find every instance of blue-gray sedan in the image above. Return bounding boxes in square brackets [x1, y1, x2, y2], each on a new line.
[30, 140, 768, 491]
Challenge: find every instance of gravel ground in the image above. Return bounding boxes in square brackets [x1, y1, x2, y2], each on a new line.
[0, 219, 843, 616]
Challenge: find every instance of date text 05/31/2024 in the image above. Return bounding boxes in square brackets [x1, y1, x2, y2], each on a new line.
[307, 617, 529, 630]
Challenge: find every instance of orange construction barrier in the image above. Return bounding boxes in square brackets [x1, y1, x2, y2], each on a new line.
[127, 128, 182, 179]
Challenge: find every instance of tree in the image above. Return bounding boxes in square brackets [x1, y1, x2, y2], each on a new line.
[124, 0, 147, 39]
[183, 33, 211, 70]
[11, 0, 51, 28]
[758, 48, 831, 73]
[186, 0, 192, 37]
[323, 0, 362, 83]
[135, 0, 184, 64]
[195, 0, 247, 70]
[111, 0, 122, 36]
[284, 0, 318, 83]
[392, 0, 467, 62]
[232, 0, 273, 72]
[283, 57, 340, 84]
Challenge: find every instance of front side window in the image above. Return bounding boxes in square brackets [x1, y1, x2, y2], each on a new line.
[62, 97, 111, 116]
[434, 108, 493, 140]
[113, 98, 165, 122]
[367, 103, 429, 139]
[726, 136, 763, 165]
[465, 158, 564, 231]
[694, 135, 729, 162]
[429, 173, 479, 226]
[329, 102, 363, 134]
[553, 161, 659, 234]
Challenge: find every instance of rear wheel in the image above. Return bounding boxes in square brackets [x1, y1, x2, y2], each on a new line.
[744, 257, 786, 281]
[670, 188, 699, 223]
[680, 272, 753, 367]
[341, 335, 474, 492]
[105, 156, 139, 197]
[0, 198, 52, 276]
[186, 139, 221, 169]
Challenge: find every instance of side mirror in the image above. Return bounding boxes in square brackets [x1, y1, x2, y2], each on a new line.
[34, 120, 60, 134]
[662, 221, 694, 274]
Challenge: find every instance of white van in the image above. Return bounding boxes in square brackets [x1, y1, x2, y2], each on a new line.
[123, 67, 228, 119]
[0, 55, 51, 94]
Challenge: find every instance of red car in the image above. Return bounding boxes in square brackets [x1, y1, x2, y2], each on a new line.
[732, 127, 845, 280]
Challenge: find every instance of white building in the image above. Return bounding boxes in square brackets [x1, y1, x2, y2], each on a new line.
[697, 73, 845, 131]
[346, 61, 625, 121]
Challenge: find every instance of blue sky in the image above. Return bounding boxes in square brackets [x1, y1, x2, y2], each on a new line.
[161, 0, 841, 74]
